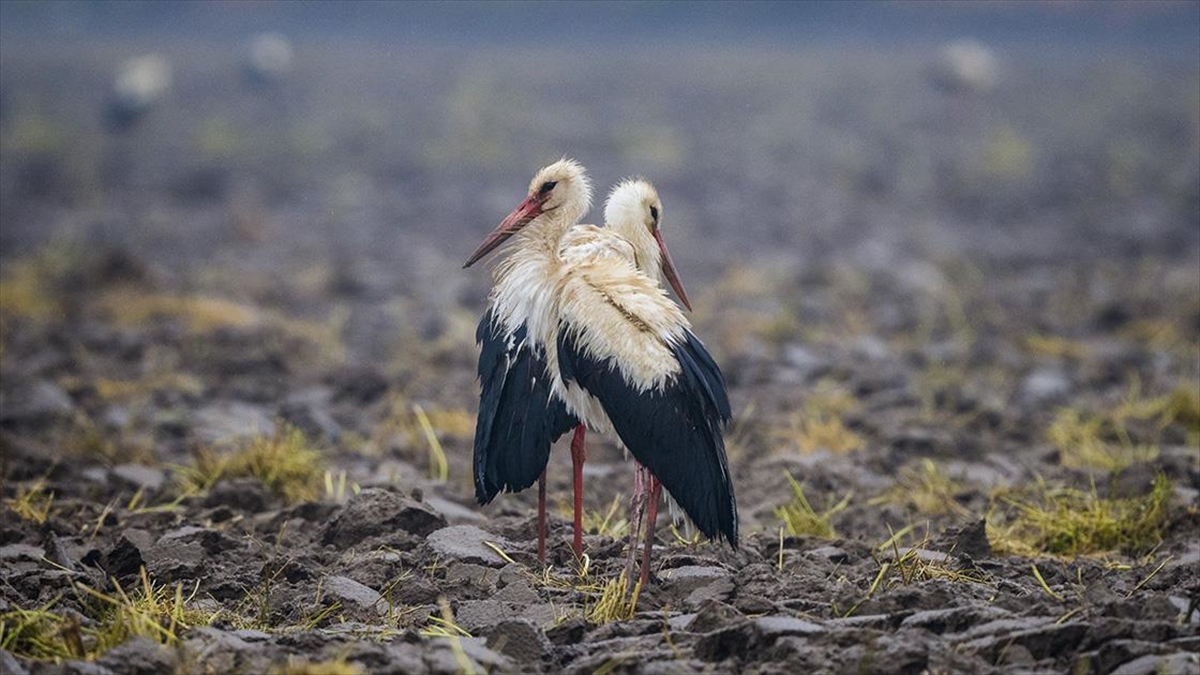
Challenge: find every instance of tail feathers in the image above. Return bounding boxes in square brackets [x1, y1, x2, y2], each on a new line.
[474, 312, 577, 505]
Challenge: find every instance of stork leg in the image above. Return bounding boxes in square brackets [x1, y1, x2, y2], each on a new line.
[624, 463, 648, 590]
[639, 476, 662, 587]
[537, 469, 547, 565]
[570, 425, 586, 559]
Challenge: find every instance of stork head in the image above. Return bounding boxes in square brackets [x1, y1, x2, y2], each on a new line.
[463, 158, 592, 268]
[604, 179, 692, 311]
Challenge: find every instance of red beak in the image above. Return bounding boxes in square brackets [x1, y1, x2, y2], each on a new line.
[463, 195, 543, 268]
[653, 228, 692, 311]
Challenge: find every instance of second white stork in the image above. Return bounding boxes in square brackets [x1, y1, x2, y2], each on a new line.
[554, 180, 737, 585]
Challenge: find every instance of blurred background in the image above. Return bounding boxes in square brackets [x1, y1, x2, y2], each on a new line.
[1, 0, 1198, 512]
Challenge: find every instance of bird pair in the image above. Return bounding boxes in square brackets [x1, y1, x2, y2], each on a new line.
[463, 159, 737, 587]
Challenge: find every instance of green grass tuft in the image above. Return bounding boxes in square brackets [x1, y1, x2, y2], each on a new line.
[177, 425, 326, 503]
[869, 459, 970, 517]
[775, 473, 850, 539]
[988, 474, 1172, 558]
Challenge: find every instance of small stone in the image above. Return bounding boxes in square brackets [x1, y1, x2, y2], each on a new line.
[952, 519, 992, 559]
[485, 619, 551, 663]
[1, 380, 74, 426]
[393, 575, 440, 605]
[1112, 653, 1200, 675]
[667, 613, 698, 632]
[322, 489, 447, 547]
[1168, 596, 1199, 625]
[183, 627, 260, 674]
[686, 577, 735, 609]
[0, 544, 44, 561]
[427, 526, 509, 566]
[103, 534, 146, 581]
[101, 406, 132, 430]
[826, 614, 893, 630]
[997, 644, 1035, 666]
[893, 547, 953, 565]
[203, 477, 269, 512]
[1021, 368, 1071, 404]
[783, 345, 828, 378]
[445, 563, 496, 587]
[193, 401, 273, 443]
[753, 615, 824, 638]
[546, 617, 586, 645]
[806, 546, 851, 564]
[0, 650, 29, 675]
[734, 595, 777, 615]
[446, 637, 510, 672]
[852, 335, 890, 361]
[493, 580, 539, 604]
[426, 496, 486, 523]
[661, 565, 729, 593]
[693, 618, 753, 661]
[45, 661, 114, 675]
[111, 464, 165, 493]
[323, 575, 384, 619]
[278, 389, 340, 442]
[687, 599, 742, 633]
[902, 606, 1009, 634]
[96, 636, 176, 675]
[456, 600, 511, 632]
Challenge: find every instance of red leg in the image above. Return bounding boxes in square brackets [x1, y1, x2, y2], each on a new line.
[570, 425, 586, 559]
[640, 476, 661, 587]
[537, 469, 547, 565]
[625, 464, 648, 590]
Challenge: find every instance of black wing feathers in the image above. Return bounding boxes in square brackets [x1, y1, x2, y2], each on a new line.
[473, 310, 577, 505]
[557, 328, 738, 548]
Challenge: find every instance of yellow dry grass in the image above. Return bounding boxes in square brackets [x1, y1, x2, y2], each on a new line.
[988, 474, 1172, 558]
[775, 473, 850, 539]
[5, 478, 55, 524]
[870, 459, 971, 517]
[177, 425, 326, 503]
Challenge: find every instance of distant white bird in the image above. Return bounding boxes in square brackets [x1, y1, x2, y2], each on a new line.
[928, 39, 999, 95]
[246, 33, 294, 85]
[107, 55, 171, 131]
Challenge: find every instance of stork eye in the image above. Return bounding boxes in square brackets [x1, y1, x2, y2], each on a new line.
[649, 205, 659, 225]
[539, 181, 557, 195]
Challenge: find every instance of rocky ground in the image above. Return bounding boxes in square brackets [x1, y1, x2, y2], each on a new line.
[1, 32, 1199, 675]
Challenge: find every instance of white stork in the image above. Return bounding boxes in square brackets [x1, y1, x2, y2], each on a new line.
[465, 165, 736, 585]
[463, 159, 593, 565]
[553, 179, 736, 585]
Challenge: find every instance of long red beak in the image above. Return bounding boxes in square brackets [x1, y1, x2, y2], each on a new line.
[463, 195, 543, 268]
[653, 228, 692, 311]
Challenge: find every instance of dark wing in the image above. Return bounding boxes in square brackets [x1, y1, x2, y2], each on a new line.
[558, 327, 737, 548]
[474, 309, 578, 505]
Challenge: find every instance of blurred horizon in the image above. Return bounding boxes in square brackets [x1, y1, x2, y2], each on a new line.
[1, 0, 1197, 354]
[2, 0, 1199, 56]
